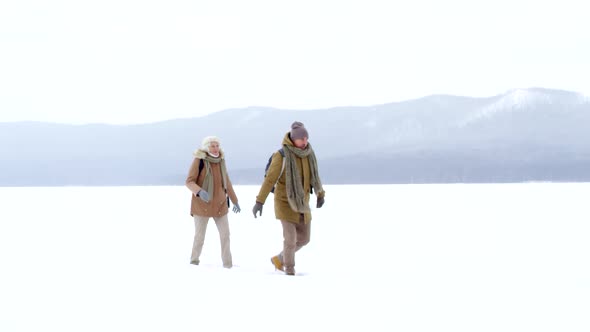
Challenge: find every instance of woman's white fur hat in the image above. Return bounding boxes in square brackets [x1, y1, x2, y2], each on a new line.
[201, 136, 221, 152]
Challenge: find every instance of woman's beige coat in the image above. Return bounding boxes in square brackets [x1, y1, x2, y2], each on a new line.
[186, 151, 238, 217]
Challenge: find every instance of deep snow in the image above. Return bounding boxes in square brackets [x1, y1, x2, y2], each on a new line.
[1, 184, 589, 331]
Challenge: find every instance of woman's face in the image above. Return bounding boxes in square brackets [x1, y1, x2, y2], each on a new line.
[293, 137, 308, 149]
[209, 142, 220, 155]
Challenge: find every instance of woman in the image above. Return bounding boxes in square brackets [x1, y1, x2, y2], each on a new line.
[185, 136, 240, 268]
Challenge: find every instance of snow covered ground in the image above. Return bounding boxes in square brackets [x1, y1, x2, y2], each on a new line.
[1, 184, 589, 332]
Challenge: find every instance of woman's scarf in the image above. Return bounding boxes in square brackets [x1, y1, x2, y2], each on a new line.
[194, 149, 227, 200]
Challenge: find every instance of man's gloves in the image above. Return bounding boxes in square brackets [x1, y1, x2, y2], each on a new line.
[252, 198, 321, 218]
[252, 202, 263, 218]
[196, 189, 209, 202]
[232, 203, 241, 213]
[317, 196, 325, 208]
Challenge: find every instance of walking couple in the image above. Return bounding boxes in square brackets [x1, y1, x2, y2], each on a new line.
[185, 121, 325, 276]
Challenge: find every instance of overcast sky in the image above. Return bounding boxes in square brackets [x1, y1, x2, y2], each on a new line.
[1, 0, 588, 124]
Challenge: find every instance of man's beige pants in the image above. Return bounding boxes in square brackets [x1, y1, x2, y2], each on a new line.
[279, 215, 311, 269]
[191, 214, 232, 268]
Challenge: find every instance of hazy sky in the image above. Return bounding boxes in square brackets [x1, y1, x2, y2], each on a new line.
[1, 0, 588, 124]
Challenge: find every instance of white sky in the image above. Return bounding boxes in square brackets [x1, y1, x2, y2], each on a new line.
[1, 184, 589, 331]
[1, 0, 589, 124]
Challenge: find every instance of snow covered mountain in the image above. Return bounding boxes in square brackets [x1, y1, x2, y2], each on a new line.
[1, 88, 589, 185]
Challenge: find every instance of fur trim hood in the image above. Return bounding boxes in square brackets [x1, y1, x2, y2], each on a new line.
[193, 135, 224, 159]
[193, 148, 224, 159]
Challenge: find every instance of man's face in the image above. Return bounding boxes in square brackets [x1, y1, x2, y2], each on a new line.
[293, 137, 308, 149]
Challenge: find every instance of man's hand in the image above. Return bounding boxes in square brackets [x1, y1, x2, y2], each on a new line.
[252, 202, 263, 218]
[316, 196, 325, 208]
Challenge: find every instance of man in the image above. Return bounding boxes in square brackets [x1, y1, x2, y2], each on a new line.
[252, 122, 325, 276]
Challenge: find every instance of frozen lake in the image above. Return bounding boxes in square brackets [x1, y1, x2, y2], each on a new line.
[1, 183, 589, 331]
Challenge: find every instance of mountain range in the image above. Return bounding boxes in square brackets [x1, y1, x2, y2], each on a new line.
[1, 87, 589, 186]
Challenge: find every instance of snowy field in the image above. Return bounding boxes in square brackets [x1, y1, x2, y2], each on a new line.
[1, 184, 589, 332]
